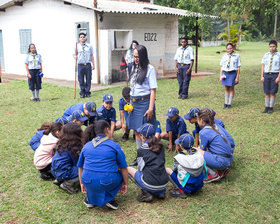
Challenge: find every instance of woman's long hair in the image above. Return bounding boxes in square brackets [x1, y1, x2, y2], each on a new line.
[28, 43, 37, 54]
[198, 109, 228, 143]
[129, 45, 149, 85]
[94, 120, 110, 135]
[38, 121, 52, 131]
[56, 123, 83, 158]
[82, 124, 96, 145]
[148, 136, 164, 154]
[43, 122, 63, 137]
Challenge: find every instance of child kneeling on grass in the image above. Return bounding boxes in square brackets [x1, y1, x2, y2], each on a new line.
[128, 123, 169, 203]
[30, 121, 52, 151]
[51, 123, 83, 194]
[33, 122, 63, 180]
[166, 133, 206, 199]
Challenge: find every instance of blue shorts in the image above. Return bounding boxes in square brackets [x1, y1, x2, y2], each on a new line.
[204, 151, 233, 170]
[128, 98, 156, 131]
[263, 73, 279, 94]
[134, 171, 166, 195]
[221, 71, 237, 87]
[28, 69, 42, 90]
[170, 171, 204, 194]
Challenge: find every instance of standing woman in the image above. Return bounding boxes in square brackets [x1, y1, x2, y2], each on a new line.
[25, 44, 43, 102]
[128, 45, 157, 150]
[219, 43, 241, 109]
[125, 40, 139, 75]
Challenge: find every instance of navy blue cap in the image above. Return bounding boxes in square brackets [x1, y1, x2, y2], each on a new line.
[184, 108, 200, 120]
[137, 123, 155, 138]
[85, 101, 97, 116]
[205, 108, 216, 117]
[175, 133, 194, 148]
[165, 107, 179, 117]
[55, 117, 68, 124]
[71, 110, 88, 122]
[103, 94, 113, 102]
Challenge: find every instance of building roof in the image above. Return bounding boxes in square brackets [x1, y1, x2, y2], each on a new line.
[0, 0, 217, 18]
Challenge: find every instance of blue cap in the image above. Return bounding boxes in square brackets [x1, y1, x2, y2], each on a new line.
[103, 94, 113, 102]
[71, 110, 88, 122]
[137, 123, 155, 138]
[85, 101, 97, 116]
[205, 108, 216, 117]
[175, 133, 194, 148]
[165, 107, 179, 117]
[55, 117, 68, 124]
[184, 108, 200, 120]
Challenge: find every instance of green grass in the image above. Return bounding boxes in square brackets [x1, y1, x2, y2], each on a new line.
[1, 42, 279, 223]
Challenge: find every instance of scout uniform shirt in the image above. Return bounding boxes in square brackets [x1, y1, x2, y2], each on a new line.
[166, 116, 187, 140]
[97, 105, 117, 124]
[220, 52, 241, 72]
[75, 43, 94, 64]
[262, 51, 280, 73]
[25, 53, 42, 69]
[174, 46, 194, 65]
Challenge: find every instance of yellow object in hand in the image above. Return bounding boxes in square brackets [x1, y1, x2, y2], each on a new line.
[124, 103, 133, 112]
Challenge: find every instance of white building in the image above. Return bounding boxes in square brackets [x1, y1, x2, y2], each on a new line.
[0, 0, 212, 84]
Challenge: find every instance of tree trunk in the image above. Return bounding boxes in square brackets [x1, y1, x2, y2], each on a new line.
[274, 11, 277, 40]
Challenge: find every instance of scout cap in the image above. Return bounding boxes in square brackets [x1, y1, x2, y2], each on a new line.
[103, 94, 113, 102]
[55, 117, 69, 124]
[184, 108, 200, 120]
[85, 101, 97, 116]
[72, 110, 88, 122]
[137, 123, 155, 138]
[166, 107, 179, 117]
[175, 133, 194, 149]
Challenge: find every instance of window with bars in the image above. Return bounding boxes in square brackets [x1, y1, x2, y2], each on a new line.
[19, 29, 32, 54]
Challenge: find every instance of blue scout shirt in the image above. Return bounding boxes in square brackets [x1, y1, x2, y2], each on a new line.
[166, 116, 187, 139]
[199, 125, 234, 156]
[262, 51, 280, 73]
[194, 119, 225, 135]
[97, 105, 117, 123]
[156, 120, 162, 134]
[51, 150, 79, 181]
[130, 64, 157, 97]
[220, 52, 241, 72]
[75, 43, 94, 64]
[125, 49, 134, 64]
[62, 103, 97, 125]
[78, 134, 127, 172]
[174, 46, 194, 64]
[25, 53, 42, 69]
[119, 96, 129, 123]
[29, 130, 45, 151]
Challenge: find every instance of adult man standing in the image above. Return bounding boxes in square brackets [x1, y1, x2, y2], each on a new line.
[174, 37, 194, 99]
[74, 33, 95, 98]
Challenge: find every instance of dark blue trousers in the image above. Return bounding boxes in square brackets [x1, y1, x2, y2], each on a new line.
[28, 69, 41, 91]
[177, 64, 191, 97]
[78, 63, 92, 96]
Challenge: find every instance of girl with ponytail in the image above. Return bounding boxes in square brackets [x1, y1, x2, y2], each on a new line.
[196, 108, 235, 183]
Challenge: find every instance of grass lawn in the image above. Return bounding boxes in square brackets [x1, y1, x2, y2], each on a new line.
[1, 42, 279, 223]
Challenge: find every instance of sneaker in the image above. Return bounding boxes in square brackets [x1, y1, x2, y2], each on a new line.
[137, 190, 153, 202]
[40, 172, 55, 181]
[86, 93, 91, 98]
[217, 168, 231, 179]
[121, 133, 129, 141]
[84, 198, 95, 208]
[53, 179, 63, 186]
[178, 95, 182, 99]
[223, 104, 228, 109]
[106, 199, 118, 210]
[203, 172, 221, 183]
[129, 159, 138, 166]
[227, 105, 232, 109]
[80, 94, 85, 98]
[155, 193, 165, 200]
[133, 133, 136, 140]
[33, 98, 37, 102]
[59, 181, 79, 194]
[181, 96, 188, 100]
[262, 107, 269, 113]
[267, 107, 274, 114]
[37, 98, 40, 102]
[169, 189, 187, 199]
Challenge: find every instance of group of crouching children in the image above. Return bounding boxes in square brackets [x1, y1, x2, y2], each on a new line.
[30, 87, 235, 210]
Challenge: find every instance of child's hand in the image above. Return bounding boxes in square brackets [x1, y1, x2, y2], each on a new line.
[28, 73, 31, 79]
[175, 145, 180, 153]
[80, 183, 87, 194]
[275, 77, 280, 84]
[261, 76, 264, 83]
[120, 184, 127, 194]
[122, 124, 126, 132]
[168, 143, 173, 151]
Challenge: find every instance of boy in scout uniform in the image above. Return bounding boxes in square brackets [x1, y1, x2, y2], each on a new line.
[174, 37, 194, 99]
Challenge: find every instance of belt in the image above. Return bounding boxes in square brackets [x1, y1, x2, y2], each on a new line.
[224, 70, 236, 73]
[179, 63, 189, 66]
[78, 63, 90, 66]
[266, 72, 278, 75]
[131, 95, 150, 102]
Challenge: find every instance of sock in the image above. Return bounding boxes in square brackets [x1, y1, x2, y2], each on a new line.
[136, 140, 142, 150]
[32, 91, 35, 99]
[269, 97, 275, 108]
[207, 166, 217, 176]
[265, 97, 270, 107]
[36, 90, 39, 98]
[228, 95, 234, 105]
[225, 94, 229, 105]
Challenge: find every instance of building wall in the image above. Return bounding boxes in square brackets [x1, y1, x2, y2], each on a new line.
[99, 13, 178, 81]
[0, 0, 97, 82]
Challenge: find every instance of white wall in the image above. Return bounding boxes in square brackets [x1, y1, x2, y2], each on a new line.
[0, 0, 97, 82]
[99, 13, 178, 77]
